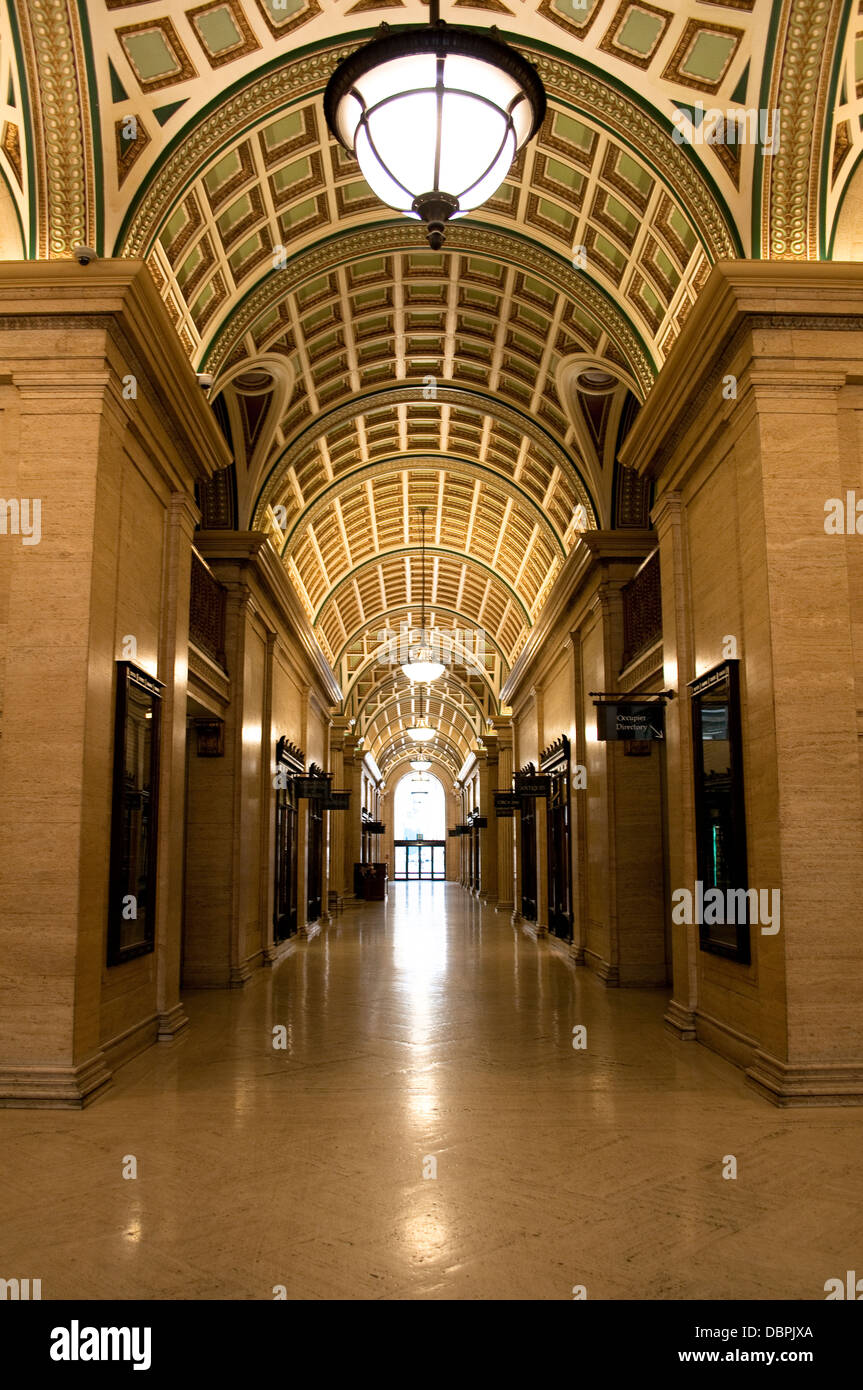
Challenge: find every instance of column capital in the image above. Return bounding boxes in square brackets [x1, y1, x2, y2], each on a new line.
[650, 490, 685, 534]
[170, 491, 201, 537]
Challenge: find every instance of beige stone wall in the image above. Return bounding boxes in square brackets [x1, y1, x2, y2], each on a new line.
[504, 533, 664, 974]
[621, 262, 863, 1103]
[542, 646, 573, 743]
[0, 263, 229, 1106]
[184, 533, 340, 982]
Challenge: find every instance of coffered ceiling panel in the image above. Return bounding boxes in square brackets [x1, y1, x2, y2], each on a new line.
[7, 0, 850, 773]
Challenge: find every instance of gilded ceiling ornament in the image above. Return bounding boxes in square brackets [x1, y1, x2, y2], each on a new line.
[762, 0, 840, 259]
[211, 222, 655, 393]
[17, 0, 95, 257]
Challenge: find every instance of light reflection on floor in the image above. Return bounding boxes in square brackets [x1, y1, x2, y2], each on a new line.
[2, 882, 863, 1300]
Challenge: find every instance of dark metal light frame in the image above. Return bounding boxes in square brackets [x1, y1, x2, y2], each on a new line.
[324, 3, 546, 248]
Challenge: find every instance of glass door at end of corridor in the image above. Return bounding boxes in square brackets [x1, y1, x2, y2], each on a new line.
[393, 840, 446, 880]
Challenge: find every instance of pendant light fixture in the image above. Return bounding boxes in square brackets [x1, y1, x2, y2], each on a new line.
[406, 687, 436, 742]
[401, 506, 445, 684]
[410, 758, 432, 772]
[324, 0, 546, 249]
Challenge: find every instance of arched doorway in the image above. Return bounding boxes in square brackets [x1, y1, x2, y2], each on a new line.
[393, 772, 446, 880]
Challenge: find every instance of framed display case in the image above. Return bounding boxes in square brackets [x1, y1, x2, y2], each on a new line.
[689, 658, 750, 964]
[107, 661, 163, 965]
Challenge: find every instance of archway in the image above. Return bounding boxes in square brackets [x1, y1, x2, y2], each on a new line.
[393, 772, 447, 880]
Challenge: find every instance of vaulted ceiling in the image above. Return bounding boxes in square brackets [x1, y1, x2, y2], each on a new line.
[2, 0, 856, 775]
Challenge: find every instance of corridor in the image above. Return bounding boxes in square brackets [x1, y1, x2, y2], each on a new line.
[2, 884, 862, 1302]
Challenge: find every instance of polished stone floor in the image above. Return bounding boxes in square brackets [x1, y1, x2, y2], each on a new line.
[3, 883, 863, 1301]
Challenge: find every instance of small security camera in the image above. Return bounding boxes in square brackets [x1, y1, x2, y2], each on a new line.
[73, 245, 97, 266]
[196, 372, 214, 390]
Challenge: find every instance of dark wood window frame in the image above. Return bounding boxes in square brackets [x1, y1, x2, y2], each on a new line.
[540, 735, 573, 942]
[107, 661, 163, 966]
[689, 658, 751, 964]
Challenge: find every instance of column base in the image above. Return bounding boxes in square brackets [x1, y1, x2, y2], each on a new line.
[570, 943, 585, 964]
[0, 1053, 113, 1109]
[582, 946, 618, 984]
[263, 937, 299, 967]
[664, 997, 697, 1040]
[745, 1051, 863, 1107]
[229, 960, 255, 987]
[298, 920, 322, 941]
[157, 1003, 189, 1044]
[496, 899, 514, 913]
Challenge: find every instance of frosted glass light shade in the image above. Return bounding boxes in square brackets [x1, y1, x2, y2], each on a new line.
[324, 24, 545, 248]
[402, 640, 445, 684]
[407, 720, 436, 742]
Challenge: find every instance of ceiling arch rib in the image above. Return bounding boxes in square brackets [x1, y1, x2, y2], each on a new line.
[375, 734, 464, 782]
[335, 604, 509, 686]
[342, 636, 499, 720]
[312, 547, 540, 670]
[365, 694, 478, 777]
[210, 225, 657, 408]
[364, 696, 477, 756]
[277, 456, 568, 560]
[111, 56, 737, 385]
[256, 385, 595, 548]
[295, 480, 562, 628]
[102, 2, 766, 271]
[356, 669, 491, 737]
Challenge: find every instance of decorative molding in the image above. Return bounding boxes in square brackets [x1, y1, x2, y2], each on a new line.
[762, 0, 840, 259]
[256, 381, 598, 530]
[119, 44, 355, 259]
[746, 1050, 863, 1106]
[532, 52, 737, 263]
[208, 221, 656, 395]
[17, 0, 96, 257]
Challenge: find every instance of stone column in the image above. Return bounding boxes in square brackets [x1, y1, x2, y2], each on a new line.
[494, 717, 515, 912]
[258, 629, 278, 961]
[225, 589, 255, 984]
[0, 367, 116, 1105]
[478, 741, 498, 905]
[652, 493, 697, 1037]
[0, 263, 228, 1106]
[155, 493, 200, 1042]
[617, 262, 863, 1102]
[570, 629, 588, 964]
[328, 715, 351, 904]
[343, 733, 364, 897]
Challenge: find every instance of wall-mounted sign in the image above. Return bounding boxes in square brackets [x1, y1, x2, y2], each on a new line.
[467, 815, 488, 829]
[595, 701, 665, 741]
[494, 791, 521, 816]
[294, 775, 333, 799]
[514, 774, 549, 797]
[367, 820, 386, 835]
[194, 719, 224, 757]
[322, 790, 351, 810]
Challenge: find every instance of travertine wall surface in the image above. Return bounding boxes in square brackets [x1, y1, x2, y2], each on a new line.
[622, 261, 863, 1103]
[503, 532, 665, 981]
[0, 263, 229, 1106]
